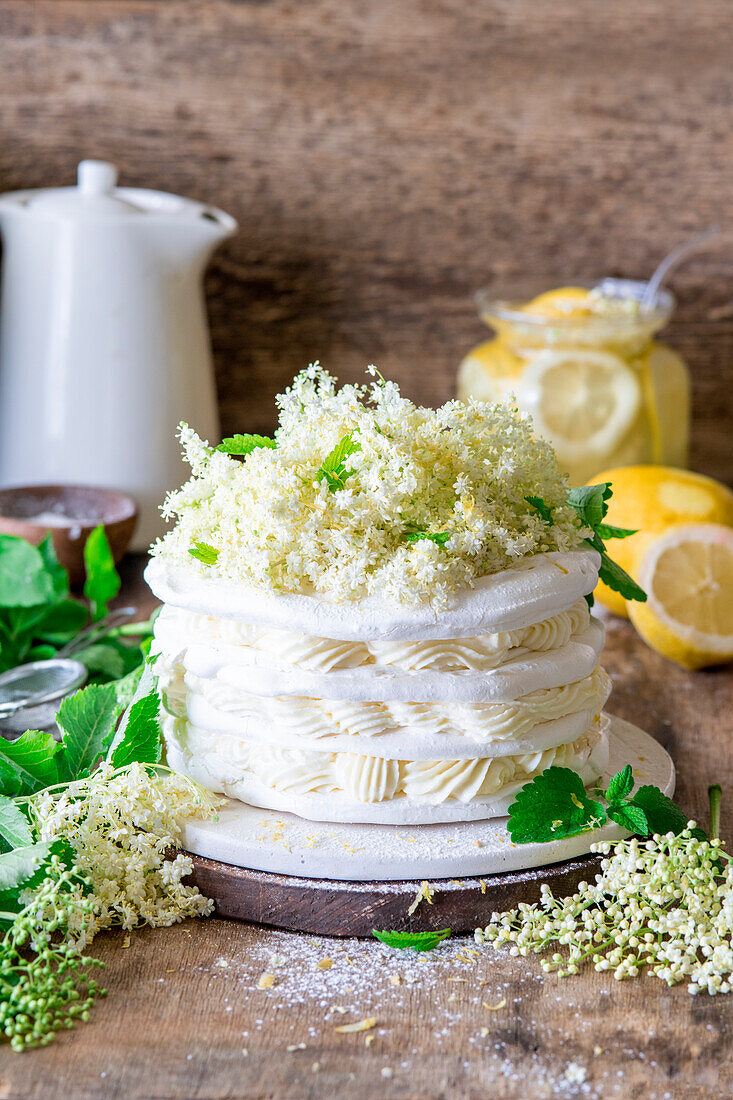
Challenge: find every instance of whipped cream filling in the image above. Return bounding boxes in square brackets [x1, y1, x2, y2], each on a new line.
[154, 600, 592, 673]
[145, 550, 600, 641]
[159, 664, 611, 751]
[163, 714, 605, 806]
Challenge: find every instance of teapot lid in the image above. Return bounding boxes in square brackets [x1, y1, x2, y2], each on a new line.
[22, 161, 144, 219]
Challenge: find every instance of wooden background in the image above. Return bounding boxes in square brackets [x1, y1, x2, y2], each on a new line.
[0, 0, 732, 481]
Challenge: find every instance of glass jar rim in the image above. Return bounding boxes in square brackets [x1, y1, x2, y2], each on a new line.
[476, 278, 675, 329]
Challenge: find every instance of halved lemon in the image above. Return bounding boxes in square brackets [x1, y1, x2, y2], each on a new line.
[519, 349, 640, 482]
[588, 465, 733, 617]
[628, 523, 733, 669]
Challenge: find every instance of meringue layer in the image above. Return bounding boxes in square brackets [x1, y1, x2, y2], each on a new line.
[163, 715, 610, 825]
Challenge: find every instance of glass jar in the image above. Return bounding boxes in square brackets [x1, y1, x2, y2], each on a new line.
[457, 280, 690, 486]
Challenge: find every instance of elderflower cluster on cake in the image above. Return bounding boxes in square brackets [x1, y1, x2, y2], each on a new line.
[146, 365, 611, 826]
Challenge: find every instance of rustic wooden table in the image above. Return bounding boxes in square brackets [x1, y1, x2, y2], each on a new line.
[1, 554, 731, 1100]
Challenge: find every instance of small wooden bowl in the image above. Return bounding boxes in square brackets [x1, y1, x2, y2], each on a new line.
[0, 485, 138, 588]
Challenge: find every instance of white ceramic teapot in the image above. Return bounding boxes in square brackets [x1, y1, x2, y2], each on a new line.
[0, 160, 236, 549]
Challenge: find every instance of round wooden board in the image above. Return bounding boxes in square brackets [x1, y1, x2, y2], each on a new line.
[188, 850, 603, 937]
[182, 714, 674, 936]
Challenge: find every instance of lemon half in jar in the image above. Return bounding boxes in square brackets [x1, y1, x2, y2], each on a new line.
[518, 349, 641, 484]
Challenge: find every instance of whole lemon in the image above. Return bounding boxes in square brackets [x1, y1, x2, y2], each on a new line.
[586, 465, 733, 617]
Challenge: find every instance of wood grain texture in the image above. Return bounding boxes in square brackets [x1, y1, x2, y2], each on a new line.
[0, 1, 732, 483]
[0, 557, 730, 1100]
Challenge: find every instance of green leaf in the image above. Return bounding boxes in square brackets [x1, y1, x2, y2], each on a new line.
[109, 689, 161, 769]
[629, 785, 704, 839]
[113, 664, 145, 709]
[584, 592, 595, 610]
[404, 530, 451, 546]
[525, 496, 554, 524]
[0, 795, 32, 850]
[0, 729, 62, 796]
[216, 434, 277, 456]
[0, 839, 74, 916]
[56, 684, 121, 782]
[37, 534, 70, 598]
[607, 803, 650, 834]
[605, 764, 634, 804]
[83, 525, 121, 622]
[508, 766, 607, 844]
[0, 841, 56, 892]
[33, 599, 89, 645]
[0, 536, 55, 608]
[567, 483, 612, 528]
[596, 523, 637, 541]
[317, 433, 361, 491]
[597, 550, 647, 603]
[372, 928, 451, 952]
[189, 542, 219, 565]
[74, 638, 142, 683]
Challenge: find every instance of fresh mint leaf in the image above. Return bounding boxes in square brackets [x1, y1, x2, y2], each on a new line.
[596, 523, 637, 541]
[605, 764, 634, 804]
[189, 542, 219, 565]
[629, 785, 704, 839]
[317, 433, 361, 492]
[0, 729, 62, 796]
[0, 795, 32, 852]
[37, 534, 70, 598]
[507, 766, 607, 844]
[0, 536, 56, 608]
[404, 531, 451, 546]
[83, 525, 121, 622]
[597, 550, 647, 603]
[525, 496, 554, 524]
[56, 684, 120, 782]
[567, 483, 612, 528]
[372, 928, 451, 952]
[216, 434, 276, 456]
[607, 803, 650, 834]
[109, 689, 161, 769]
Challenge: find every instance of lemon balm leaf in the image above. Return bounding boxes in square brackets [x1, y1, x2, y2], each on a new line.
[567, 483, 613, 528]
[596, 523, 637, 541]
[597, 551, 647, 602]
[508, 766, 607, 844]
[317, 433, 361, 491]
[404, 531, 451, 546]
[189, 542, 219, 565]
[216, 434, 276, 456]
[607, 803, 650, 834]
[525, 496, 555, 525]
[372, 928, 451, 952]
[604, 764, 634, 804]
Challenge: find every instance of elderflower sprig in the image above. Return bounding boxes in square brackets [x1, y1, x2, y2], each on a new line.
[154, 364, 584, 607]
[477, 790, 733, 995]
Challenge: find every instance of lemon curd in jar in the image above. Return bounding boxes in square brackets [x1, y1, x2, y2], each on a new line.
[457, 282, 690, 486]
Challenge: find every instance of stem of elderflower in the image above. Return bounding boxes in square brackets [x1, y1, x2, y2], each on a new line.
[708, 784, 722, 840]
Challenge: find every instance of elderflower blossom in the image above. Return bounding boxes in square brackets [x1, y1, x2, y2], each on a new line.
[152, 364, 584, 607]
[475, 827, 733, 995]
[28, 764, 223, 947]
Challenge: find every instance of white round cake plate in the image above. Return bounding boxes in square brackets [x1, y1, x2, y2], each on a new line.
[183, 714, 674, 883]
